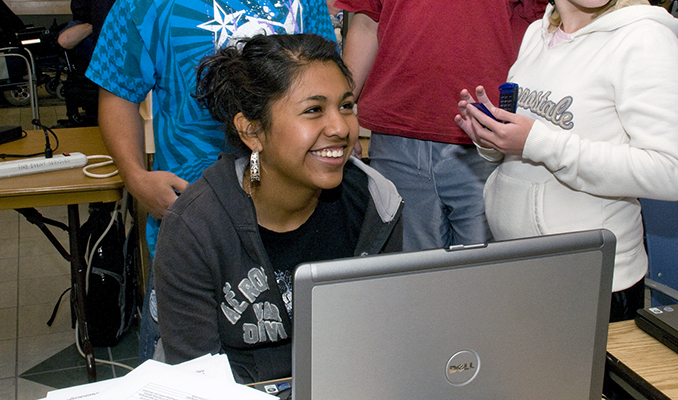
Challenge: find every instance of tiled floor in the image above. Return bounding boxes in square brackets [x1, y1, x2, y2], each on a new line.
[0, 91, 68, 132]
[1, 91, 140, 400]
[0, 206, 140, 400]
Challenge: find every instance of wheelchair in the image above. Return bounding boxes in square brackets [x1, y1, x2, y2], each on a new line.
[0, 20, 68, 108]
[0, 15, 98, 127]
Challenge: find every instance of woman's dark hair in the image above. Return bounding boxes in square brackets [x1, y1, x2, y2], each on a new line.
[195, 33, 353, 155]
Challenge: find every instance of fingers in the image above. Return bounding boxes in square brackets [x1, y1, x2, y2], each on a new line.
[352, 140, 363, 159]
[475, 86, 490, 104]
[455, 109, 487, 146]
[458, 85, 533, 156]
[468, 115, 492, 145]
[172, 177, 190, 194]
[457, 86, 500, 148]
[128, 171, 188, 219]
[460, 88, 475, 103]
[454, 113, 472, 136]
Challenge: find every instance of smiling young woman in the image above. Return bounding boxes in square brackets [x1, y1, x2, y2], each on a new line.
[152, 33, 403, 383]
[234, 60, 360, 232]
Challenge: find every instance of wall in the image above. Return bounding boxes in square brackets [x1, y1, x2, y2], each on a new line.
[6, 0, 71, 28]
[7, 0, 69, 15]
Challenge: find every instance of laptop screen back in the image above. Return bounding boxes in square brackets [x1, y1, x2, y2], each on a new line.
[292, 229, 615, 400]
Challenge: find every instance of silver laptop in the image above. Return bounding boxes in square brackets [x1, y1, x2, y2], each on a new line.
[292, 229, 615, 400]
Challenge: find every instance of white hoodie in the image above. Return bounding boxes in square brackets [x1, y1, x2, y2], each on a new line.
[484, 3, 678, 292]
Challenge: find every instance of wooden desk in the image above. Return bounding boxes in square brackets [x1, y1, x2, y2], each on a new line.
[0, 126, 123, 382]
[359, 136, 369, 159]
[0, 126, 121, 209]
[606, 320, 678, 400]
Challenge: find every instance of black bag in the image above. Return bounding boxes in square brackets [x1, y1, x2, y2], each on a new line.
[78, 201, 138, 347]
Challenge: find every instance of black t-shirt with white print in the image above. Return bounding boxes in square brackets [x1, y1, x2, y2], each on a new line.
[258, 186, 361, 320]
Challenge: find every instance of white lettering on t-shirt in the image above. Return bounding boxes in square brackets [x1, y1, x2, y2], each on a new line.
[239, 267, 269, 303]
[219, 267, 288, 343]
[220, 267, 270, 324]
[243, 301, 288, 344]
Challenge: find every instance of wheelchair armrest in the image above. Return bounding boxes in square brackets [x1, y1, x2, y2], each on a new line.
[645, 278, 678, 303]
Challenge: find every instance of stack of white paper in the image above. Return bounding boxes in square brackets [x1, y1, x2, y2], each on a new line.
[41, 354, 277, 400]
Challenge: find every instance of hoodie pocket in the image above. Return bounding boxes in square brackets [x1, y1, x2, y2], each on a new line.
[484, 169, 606, 241]
[484, 169, 547, 240]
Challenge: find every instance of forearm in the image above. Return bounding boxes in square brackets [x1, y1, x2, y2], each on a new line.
[524, 121, 678, 201]
[98, 88, 188, 218]
[97, 88, 147, 187]
[342, 12, 378, 99]
[58, 23, 93, 49]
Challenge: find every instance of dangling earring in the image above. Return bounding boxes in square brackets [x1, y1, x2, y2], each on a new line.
[250, 150, 261, 183]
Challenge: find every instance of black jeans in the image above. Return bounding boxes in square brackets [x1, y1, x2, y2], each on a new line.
[609, 278, 645, 322]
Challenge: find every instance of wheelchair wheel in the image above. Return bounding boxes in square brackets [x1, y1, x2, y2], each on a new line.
[46, 76, 62, 97]
[3, 86, 31, 107]
[56, 81, 66, 100]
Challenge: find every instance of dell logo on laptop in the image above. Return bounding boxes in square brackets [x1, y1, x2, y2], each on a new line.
[449, 362, 476, 373]
[445, 350, 481, 386]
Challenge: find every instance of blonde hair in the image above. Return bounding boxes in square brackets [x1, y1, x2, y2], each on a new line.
[548, 0, 650, 32]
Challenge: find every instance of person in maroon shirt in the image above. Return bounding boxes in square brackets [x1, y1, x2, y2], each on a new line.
[336, 0, 547, 251]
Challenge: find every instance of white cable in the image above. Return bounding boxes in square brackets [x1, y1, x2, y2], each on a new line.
[75, 321, 135, 371]
[83, 155, 118, 178]
[85, 202, 120, 294]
